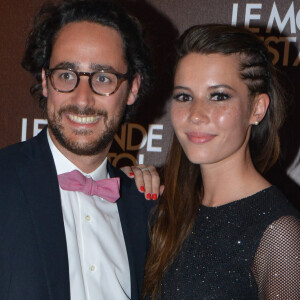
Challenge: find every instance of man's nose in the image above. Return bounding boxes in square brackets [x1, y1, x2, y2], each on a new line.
[71, 77, 95, 107]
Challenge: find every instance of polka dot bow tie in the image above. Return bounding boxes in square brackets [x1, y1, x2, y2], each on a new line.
[58, 170, 120, 203]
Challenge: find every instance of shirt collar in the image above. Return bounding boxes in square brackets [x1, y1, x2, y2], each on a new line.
[47, 129, 108, 180]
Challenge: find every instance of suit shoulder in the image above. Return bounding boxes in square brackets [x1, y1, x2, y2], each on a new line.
[0, 130, 48, 165]
[0, 141, 25, 162]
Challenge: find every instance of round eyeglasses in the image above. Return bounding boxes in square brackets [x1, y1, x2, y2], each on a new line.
[45, 68, 129, 96]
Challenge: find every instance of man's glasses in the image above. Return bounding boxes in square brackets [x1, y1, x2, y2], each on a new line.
[45, 68, 129, 96]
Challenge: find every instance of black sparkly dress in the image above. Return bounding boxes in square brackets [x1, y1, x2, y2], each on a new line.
[159, 186, 300, 299]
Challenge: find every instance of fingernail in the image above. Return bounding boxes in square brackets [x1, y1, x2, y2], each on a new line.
[152, 194, 157, 200]
[140, 186, 145, 192]
[146, 193, 151, 200]
[129, 172, 134, 176]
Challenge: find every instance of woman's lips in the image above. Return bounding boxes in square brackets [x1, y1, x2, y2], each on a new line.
[186, 132, 216, 144]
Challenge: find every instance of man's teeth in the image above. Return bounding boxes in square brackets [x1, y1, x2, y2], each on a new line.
[68, 114, 100, 124]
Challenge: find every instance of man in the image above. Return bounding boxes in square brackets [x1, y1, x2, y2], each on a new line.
[0, 1, 157, 299]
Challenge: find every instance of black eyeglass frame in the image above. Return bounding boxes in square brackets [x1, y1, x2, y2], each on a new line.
[45, 68, 129, 96]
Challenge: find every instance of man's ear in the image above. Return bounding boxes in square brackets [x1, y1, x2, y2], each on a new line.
[127, 74, 141, 105]
[250, 93, 270, 125]
[41, 69, 48, 98]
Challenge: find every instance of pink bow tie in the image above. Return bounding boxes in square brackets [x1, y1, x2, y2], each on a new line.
[57, 170, 120, 203]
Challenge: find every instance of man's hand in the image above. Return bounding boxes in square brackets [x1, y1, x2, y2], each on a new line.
[121, 165, 164, 200]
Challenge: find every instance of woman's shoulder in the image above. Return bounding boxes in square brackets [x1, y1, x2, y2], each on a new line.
[200, 186, 299, 220]
[198, 186, 299, 227]
[215, 186, 300, 234]
[236, 186, 299, 245]
[246, 186, 299, 219]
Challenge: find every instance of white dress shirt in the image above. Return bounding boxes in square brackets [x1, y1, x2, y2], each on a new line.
[47, 131, 131, 300]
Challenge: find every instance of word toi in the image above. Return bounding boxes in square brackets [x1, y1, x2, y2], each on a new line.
[109, 123, 163, 166]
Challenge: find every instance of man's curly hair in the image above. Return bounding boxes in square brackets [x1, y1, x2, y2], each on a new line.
[21, 0, 153, 121]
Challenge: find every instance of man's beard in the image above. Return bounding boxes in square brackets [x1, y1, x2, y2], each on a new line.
[47, 103, 126, 156]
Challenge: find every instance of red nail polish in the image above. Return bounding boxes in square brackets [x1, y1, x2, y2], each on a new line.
[140, 186, 145, 192]
[152, 194, 157, 200]
[129, 172, 134, 176]
[146, 193, 151, 200]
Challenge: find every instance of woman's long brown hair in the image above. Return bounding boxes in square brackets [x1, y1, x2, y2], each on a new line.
[143, 24, 289, 299]
[144, 135, 202, 298]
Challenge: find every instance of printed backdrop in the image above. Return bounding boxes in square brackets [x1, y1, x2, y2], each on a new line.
[0, 0, 299, 208]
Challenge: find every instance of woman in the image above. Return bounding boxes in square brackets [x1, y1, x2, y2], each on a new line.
[143, 24, 300, 299]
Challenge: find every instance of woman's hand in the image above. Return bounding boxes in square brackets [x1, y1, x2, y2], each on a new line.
[121, 165, 164, 200]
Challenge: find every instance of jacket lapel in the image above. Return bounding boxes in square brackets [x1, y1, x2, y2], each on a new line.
[17, 129, 70, 300]
[108, 163, 140, 300]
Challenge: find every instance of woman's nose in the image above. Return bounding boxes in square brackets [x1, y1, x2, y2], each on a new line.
[188, 99, 210, 124]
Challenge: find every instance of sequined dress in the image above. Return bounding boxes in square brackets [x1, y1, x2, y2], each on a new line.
[159, 186, 300, 299]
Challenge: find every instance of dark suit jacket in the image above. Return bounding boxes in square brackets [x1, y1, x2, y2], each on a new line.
[0, 128, 154, 300]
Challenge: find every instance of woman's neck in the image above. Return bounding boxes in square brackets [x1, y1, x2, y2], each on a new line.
[200, 149, 271, 207]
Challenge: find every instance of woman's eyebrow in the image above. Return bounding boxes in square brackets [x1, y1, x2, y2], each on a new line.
[208, 84, 236, 92]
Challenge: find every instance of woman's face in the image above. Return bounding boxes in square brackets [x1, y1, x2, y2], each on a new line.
[171, 52, 256, 166]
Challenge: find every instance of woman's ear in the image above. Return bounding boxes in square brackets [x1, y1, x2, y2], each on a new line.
[127, 74, 141, 105]
[250, 93, 270, 125]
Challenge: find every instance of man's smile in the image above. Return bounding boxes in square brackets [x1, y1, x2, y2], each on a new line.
[66, 113, 101, 125]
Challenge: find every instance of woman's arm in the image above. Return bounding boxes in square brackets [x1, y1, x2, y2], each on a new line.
[252, 215, 300, 299]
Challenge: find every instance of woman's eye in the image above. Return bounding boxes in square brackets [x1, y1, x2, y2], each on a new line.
[173, 93, 193, 102]
[210, 93, 231, 101]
